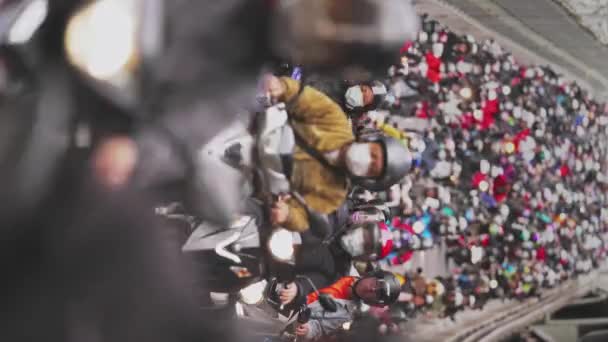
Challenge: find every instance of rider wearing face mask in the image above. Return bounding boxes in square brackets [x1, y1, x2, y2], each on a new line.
[285, 71, 388, 119]
[282, 271, 402, 340]
[262, 75, 412, 232]
[344, 81, 388, 115]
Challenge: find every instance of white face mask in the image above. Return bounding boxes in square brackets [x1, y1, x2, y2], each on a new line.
[345, 86, 364, 109]
[346, 143, 373, 177]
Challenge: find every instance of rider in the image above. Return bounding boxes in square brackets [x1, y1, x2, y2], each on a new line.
[262, 74, 412, 233]
[282, 271, 402, 340]
[276, 218, 395, 303]
[279, 67, 388, 118]
[344, 80, 388, 115]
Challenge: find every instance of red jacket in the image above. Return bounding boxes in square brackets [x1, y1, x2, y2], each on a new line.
[425, 52, 442, 84]
[492, 174, 510, 203]
[480, 99, 499, 130]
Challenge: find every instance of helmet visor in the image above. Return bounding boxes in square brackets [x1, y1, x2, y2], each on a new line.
[339, 223, 379, 259]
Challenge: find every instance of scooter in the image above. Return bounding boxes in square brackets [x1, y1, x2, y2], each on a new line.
[173, 102, 334, 295]
[173, 103, 294, 293]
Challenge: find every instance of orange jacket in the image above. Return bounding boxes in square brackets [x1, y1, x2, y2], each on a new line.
[307, 276, 357, 305]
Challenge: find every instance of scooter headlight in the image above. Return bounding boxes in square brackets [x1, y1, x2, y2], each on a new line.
[268, 228, 294, 262]
[341, 321, 352, 331]
[63, 0, 164, 111]
[239, 279, 267, 305]
[65, 0, 138, 81]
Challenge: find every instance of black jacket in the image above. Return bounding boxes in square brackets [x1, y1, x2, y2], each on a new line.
[293, 239, 353, 305]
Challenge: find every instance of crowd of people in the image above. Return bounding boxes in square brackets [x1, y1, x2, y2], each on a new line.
[262, 14, 608, 340]
[4, 0, 608, 341]
[324, 14, 608, 332]
[68, 9, 608, 341]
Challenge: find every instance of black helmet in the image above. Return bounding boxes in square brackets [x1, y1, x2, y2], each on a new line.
[353, 132, 412, 191]
[340, 217, 395, 262]
[357, 270, 402, 306]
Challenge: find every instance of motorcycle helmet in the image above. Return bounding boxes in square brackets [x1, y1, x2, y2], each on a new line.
[355, 270, 402, 306]
[352, 131, 413, 191]
[339, 221, 393, 261]
[345, 80, 388, 112]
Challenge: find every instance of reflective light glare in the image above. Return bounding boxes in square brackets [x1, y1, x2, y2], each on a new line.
[268, 229, 295, 261]
[8, 0, 48, 44]
[239, 280, 267, 305]
[65, 0, 137, 80]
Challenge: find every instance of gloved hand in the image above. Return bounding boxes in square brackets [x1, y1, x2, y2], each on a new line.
[279, 282, 298, 305]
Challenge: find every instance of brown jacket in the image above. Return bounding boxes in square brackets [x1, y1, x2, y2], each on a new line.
[278, 77, 355, 232]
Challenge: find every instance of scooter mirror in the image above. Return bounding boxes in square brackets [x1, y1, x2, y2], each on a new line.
[319, 294, 338, 313]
